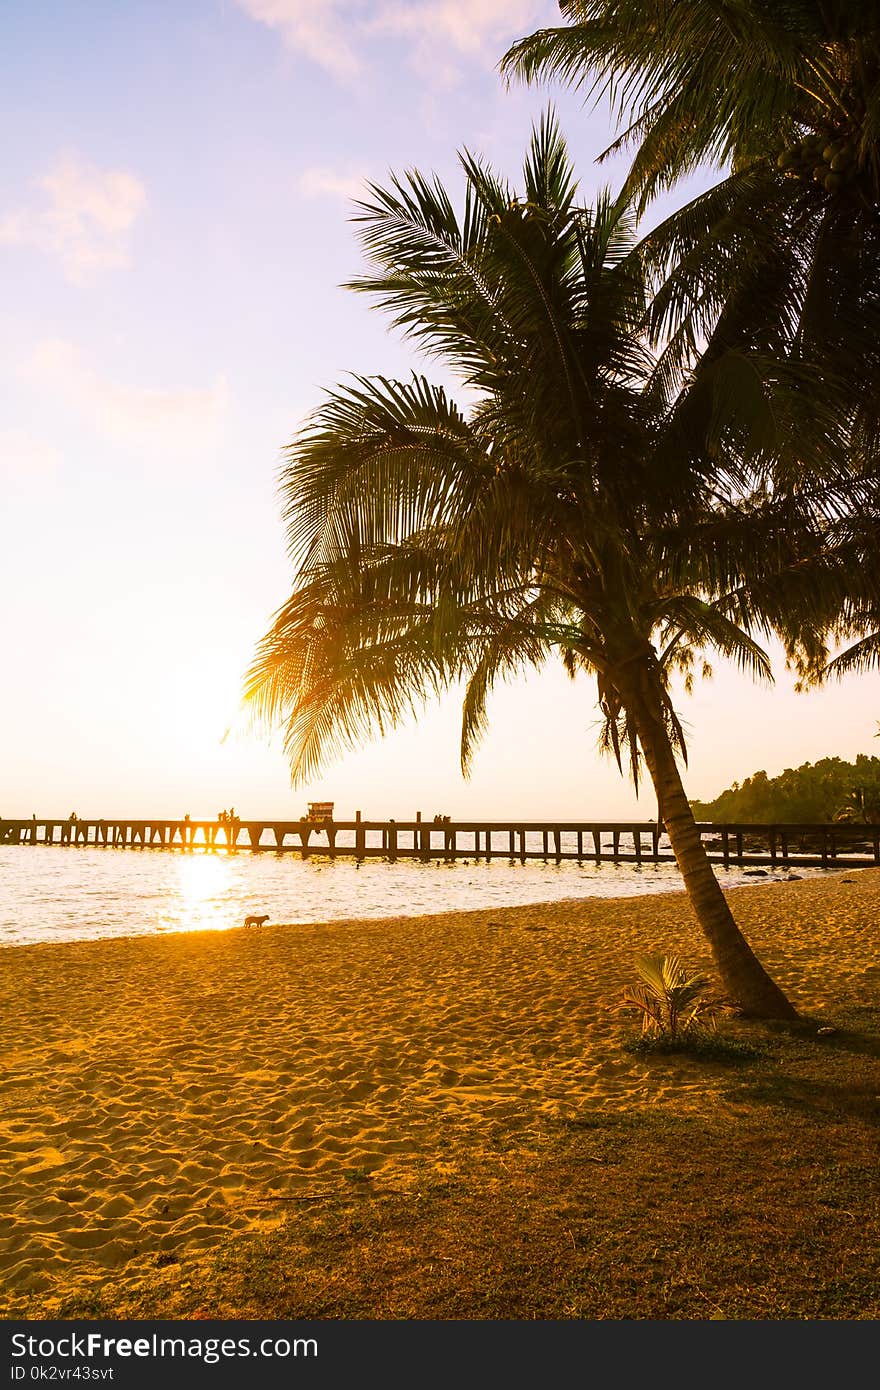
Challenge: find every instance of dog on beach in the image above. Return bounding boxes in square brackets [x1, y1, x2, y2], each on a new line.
[243, 913, 270, 928]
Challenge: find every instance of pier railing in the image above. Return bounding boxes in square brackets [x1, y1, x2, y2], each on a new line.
[2, 815, 878, 869]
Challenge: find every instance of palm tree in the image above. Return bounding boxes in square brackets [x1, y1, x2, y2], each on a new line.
[246, 118, 802, 1019]
[501, 3, 880, 447]
[502, 4, 876, 200]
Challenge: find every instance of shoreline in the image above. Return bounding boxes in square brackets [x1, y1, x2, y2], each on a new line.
[3, 870, 879, 1314]
[0, 865, 850, 955]
[0, 852, 842, 951]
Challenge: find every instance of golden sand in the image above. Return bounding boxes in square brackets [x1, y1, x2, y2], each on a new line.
[2, 869, 879, 1310]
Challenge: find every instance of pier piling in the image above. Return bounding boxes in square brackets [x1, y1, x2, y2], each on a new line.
[2, 817, 877, 869]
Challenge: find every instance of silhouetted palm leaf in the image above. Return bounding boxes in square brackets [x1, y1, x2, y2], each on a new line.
[246, 116, 805, 1018]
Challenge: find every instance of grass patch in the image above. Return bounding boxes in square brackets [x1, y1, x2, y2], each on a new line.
[623, 1033, 767, 1063]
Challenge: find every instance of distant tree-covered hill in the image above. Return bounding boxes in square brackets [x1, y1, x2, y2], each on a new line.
[691, 756, 880, 824]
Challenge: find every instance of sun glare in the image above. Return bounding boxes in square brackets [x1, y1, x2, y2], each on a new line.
[166, 850, 234, 934]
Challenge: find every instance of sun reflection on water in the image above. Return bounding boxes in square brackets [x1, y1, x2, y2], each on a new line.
[163, 851, 236, 934]
[0, 845, 833, 948]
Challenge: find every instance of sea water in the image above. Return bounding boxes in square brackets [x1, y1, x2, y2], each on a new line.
[0, 841, 832, 948]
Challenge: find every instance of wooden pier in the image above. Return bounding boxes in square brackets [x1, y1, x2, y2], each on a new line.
[2, 814, 878, 869]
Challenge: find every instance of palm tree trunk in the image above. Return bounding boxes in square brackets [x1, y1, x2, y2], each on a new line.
[615, 662, 798, 1019]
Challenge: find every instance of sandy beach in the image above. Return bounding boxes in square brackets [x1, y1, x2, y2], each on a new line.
[2, 869, 879, 1314]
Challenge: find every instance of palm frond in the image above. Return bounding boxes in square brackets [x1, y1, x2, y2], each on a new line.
[826, 630, 880, 677]
[248, 113, 864, 810]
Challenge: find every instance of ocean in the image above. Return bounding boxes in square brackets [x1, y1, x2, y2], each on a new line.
[0, 840, 828, 948]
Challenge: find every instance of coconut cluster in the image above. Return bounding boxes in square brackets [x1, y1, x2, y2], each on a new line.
[776, 130, 860, 194]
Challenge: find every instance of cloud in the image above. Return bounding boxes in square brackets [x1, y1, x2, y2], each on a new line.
[235, 0, 363, 78]
[298, 166, 369, 200]
[0, 428, 63, 492]
[374, 1, 546, 70]
[236, 0, 551, 82]
[23, 340, 228, 451]
[0, 155, 146, 285]
[372, 0, 546, 86]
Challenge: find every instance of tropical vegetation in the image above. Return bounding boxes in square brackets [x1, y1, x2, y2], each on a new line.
[502, 1, 880, 679]
[692, 754, 880, 824]
[501, 3, 880, 421]
[246, 117, 815, 1018]
[617, 953, 729, 1044]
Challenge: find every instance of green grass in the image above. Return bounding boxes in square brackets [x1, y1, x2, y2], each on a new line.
[622, 1034, 767, 1062]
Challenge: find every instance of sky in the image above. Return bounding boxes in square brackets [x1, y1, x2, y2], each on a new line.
[1, 0, 877, 823]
